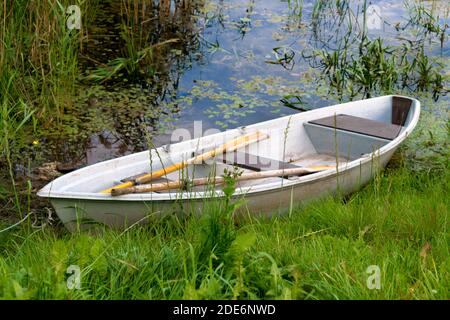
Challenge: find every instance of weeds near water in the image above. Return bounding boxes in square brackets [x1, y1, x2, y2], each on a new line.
[86, 39, 180, 83]
[0, 1, 98, 220]
[305, 36, 447, 100]
[303, 0, 448, 101]
[0, 1, 88, 121]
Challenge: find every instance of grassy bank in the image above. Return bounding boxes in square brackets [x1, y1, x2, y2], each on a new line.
[0, 161, 448, 299]
[0, 108, 448, 299]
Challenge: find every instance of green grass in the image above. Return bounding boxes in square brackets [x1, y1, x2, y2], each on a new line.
[0, 0, 448, 301]
[0, 157, 448, 299]
[1, 101, 448, 300]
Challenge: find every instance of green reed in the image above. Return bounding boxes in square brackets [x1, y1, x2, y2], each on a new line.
[0, 0, 97, 216]
[304, 1, 448, 100]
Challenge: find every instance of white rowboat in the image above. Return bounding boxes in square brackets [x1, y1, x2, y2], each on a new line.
[38, 95, 420, 231]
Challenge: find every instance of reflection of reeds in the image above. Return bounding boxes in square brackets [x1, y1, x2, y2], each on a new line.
[403, 2, 448, 49]
[89, 0, 202, 83]
[84, 1, 206, 157]
[303, 0, 447, 100]
[287, 0, 304, 23]
[311, 0, 356, 48]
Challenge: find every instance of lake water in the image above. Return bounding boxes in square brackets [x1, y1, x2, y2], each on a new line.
[35, 0, 449, 167]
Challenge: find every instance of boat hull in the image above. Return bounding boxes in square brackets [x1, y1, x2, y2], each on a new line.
[38, 95, 420, 231]
[51, 148, 395, 232]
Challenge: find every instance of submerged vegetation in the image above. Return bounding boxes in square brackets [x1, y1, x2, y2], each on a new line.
[0, 0, 448, 300]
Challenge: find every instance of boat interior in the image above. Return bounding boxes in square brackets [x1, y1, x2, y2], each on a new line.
[119, 96, 414, 194]
[38, 95, 416, 196]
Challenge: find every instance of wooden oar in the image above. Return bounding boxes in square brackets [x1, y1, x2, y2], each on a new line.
[100, 131, 269, 194]
[111, 165, 335, 196]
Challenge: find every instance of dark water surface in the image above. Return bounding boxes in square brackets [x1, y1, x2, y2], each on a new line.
[33, 0, 449, 168]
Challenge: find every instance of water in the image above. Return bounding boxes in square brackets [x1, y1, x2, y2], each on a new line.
[34, 0, 450, 168]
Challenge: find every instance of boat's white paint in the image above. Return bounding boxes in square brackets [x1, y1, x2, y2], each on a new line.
[38, 95, 420, 230]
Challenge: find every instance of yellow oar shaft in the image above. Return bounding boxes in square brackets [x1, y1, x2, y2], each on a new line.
[100, 131, 268, 194]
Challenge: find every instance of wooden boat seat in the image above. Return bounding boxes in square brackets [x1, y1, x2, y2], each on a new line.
[392, 96, 412, 125]
[219, 151, 300, 172]
[309, 114, 402, 140]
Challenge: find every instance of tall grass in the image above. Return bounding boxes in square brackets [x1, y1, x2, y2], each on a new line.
[0, 1, 87, 123]
[0, 0, 98, 170]
[0, 73, 35, 217]
[0, 161, 448, 299]
[0, 1, 98, 215]
[0, 104, 448, 300]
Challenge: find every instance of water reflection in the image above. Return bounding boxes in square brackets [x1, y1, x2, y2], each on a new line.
[37, 0, 448, 170]
[46, 0, 207, 166]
